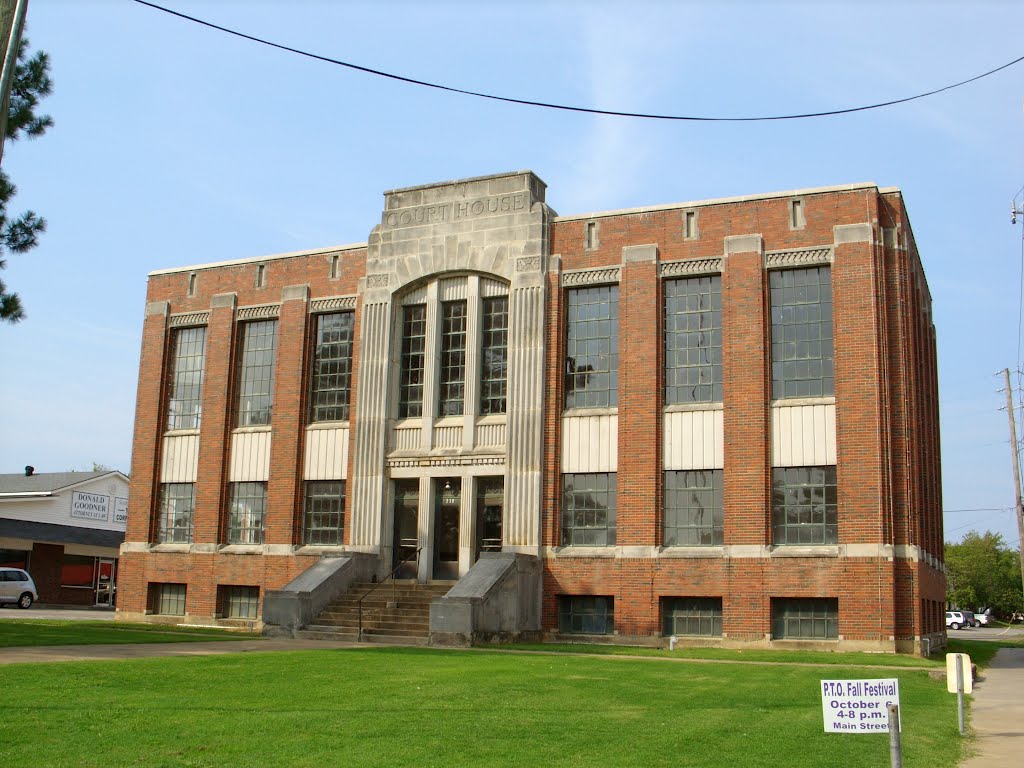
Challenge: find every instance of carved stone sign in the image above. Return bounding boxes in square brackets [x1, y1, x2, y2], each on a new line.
[383, 192, 528, 229]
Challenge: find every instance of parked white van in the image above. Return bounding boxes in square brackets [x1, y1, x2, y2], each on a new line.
[0, 567, 38, 608]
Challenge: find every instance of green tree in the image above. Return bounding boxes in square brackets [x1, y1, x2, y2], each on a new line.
[945, 531, 1024, 616]
[0, 38, 52, 323]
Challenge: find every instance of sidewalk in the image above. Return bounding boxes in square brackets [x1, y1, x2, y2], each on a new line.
[960, 647, 1024, 767]
[0, 637, 361, 664]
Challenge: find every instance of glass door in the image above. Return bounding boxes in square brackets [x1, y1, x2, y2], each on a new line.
[95, 559, 116, 606]
[392, 480, 419, 579]
[433, 479, 460, 580]
[475, 477, 504, 561]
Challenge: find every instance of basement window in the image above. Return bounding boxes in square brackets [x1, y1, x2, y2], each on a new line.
[559, 595, 614, 635]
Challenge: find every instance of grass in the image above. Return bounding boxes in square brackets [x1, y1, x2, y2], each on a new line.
[500, 642, 942, 668]
[0, 646, 964, 768]
[0, 619, 250, 647]
[947, 635, 1024, 668]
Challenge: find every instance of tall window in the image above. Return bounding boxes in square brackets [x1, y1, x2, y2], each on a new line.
[399, 305, 427, 418]
[665, 276, 721, 404]
[167, 326, 207, 430]
[439, 300, 468, 416]
[480, 296, 508, 415]
[772, 466, 837, 545]
[309, 312, 354, 422]
[559, 596, 614, 634]
[303, 480, 345, 546]
[562, 473, 616, 546]
[772, 598, 838, 639]
[664, 470, 723, 546]
[236, 320, 278, 426]
[565, 285, 619, 409]
[770, 267, 834, 399]
[157, 482, 195, 544]
[228, 482, 266, 545]
[663, 597, 722, 637]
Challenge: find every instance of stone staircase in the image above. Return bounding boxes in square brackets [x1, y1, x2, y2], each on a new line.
[301, 580, 454, 645]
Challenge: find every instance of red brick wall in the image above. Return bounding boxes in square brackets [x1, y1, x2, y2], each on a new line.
[122, 185, 943, 648]
[618, 252, 662, 546]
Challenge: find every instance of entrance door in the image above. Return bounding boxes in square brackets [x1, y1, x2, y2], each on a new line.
[475, 477, 504, 561]
[95, 559, 116, 606]
[433, 479, 460, 580]
[393, 481, 419, 579]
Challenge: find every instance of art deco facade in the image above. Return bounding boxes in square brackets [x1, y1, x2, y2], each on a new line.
[120, 171, 944, 653]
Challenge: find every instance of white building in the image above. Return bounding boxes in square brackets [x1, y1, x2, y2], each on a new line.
[0, 468, 129, 607]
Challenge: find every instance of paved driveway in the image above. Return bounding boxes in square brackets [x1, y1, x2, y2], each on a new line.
[947, 625, 1024, 641]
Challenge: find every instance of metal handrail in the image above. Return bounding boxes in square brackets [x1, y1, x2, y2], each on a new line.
[357, 547, 421, 642]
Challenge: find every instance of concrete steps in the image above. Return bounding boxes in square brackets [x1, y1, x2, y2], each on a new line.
[302, 580, 453, 645]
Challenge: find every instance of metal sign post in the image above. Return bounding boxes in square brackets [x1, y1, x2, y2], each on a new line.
[956, 655, 965, 736]
[888, 704, 903, 768]
[945, 653, 972, 736]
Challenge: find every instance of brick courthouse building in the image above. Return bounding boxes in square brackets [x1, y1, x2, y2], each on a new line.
[120, 171, 944, 654]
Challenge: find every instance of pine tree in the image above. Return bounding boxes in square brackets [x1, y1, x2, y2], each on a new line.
[0, 38, 52, 323]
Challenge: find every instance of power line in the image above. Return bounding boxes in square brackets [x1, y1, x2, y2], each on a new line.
[132, 0, 1024, 123]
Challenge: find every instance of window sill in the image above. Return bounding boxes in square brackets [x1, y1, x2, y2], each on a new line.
[663, 402, 723, 413]
[434, 416, 464, 427]
[476, 414, 507, 426]
[306, 421, 350, 430]
[163, 428, 200, 437]
[561, 407, 619, 418]
[394, 418, 423, 429]
[660, 546, 725, 559]
[770, 396, 836, 408]
[294, 545, 347, 555]
[555, 546, 616, 558]
[151, 543, 193, 553]
[769, 545, 840, 558]
[232, 425, 272, 434]
[220, 545, 264, 555]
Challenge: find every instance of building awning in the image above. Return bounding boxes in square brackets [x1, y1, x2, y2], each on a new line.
[0, 518, 125, 549]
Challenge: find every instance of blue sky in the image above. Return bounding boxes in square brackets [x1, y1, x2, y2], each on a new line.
[1, 0, 1021, 547]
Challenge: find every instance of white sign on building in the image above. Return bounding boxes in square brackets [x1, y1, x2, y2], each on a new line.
[70, 491, 111, 522]
[820, 679, 900, 733]
[114, 497, 129, 525]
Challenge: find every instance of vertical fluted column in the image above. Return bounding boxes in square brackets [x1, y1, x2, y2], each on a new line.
[349, 294, 393, 560]
[504, 278, 546, 551]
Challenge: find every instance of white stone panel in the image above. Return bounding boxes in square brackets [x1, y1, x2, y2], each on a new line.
[229, 430, 271, 481]
[303, 427, 349, 480]
[771, 402, 837, 466]
[394, 425, 421, 452]
[561, 414, 618, 472]
[160, 433, 199, 483]
[663, 410, 724, 470]
[476, 421, 506, 448]
[434, 425, 463, 449]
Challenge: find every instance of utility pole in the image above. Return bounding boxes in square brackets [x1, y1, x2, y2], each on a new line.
[1002, 368, 1024, 602]
[0, 0, 28, 167]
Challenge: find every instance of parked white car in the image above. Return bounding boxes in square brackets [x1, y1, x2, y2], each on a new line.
[945, 611, 969, 630]
[0, 567, 37, 608]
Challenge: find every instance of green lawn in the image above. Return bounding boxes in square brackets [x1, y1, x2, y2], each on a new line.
[502, 642, 942, 668]
[0, 647, 964, 768]
[0, 619, 249, 647]
[947, 635, 1024, 667]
